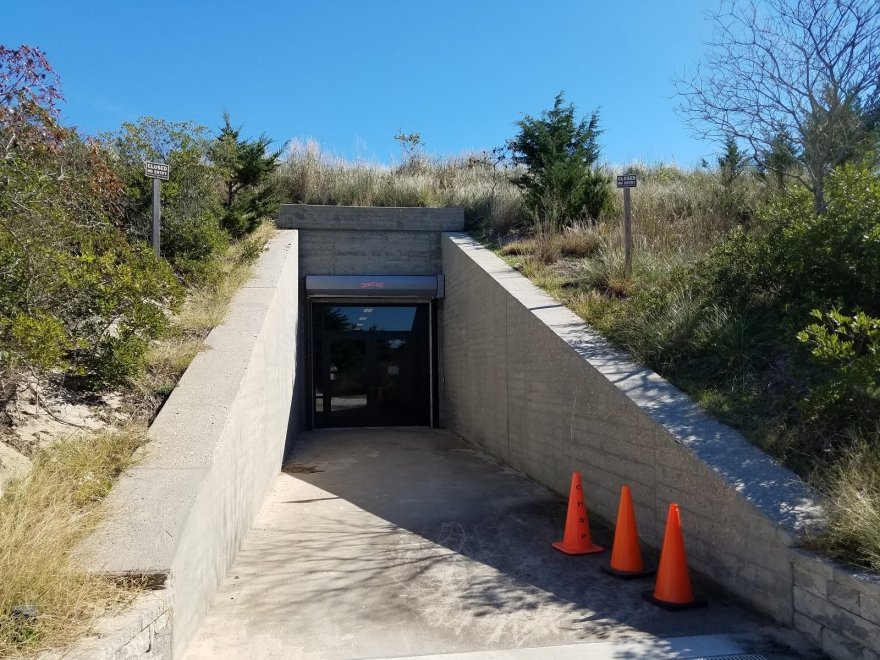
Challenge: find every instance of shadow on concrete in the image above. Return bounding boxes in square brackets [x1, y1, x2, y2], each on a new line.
[246, 428, 804, 657]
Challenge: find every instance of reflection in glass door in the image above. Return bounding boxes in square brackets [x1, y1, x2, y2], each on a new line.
[311, 304, 430, 428]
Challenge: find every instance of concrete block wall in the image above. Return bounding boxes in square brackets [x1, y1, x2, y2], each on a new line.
[279, 204, 464, 276]
[440, 234, 825, 629]
[792, 550, 880, 659]
[78, 232, 300, 658]
[41, 593, 172, 660]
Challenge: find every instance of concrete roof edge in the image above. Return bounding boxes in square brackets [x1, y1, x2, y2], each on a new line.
[278, 205, 464, 231]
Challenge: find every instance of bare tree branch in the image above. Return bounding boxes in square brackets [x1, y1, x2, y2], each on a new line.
[675, 0, 880, 213]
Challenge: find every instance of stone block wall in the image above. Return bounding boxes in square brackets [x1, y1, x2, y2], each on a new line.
[40, 592, 172, 660]
[792, 550, 880, 659]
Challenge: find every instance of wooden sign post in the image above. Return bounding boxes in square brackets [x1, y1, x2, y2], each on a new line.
[144, 161, 170, 257]
[616, 174, 637, 277]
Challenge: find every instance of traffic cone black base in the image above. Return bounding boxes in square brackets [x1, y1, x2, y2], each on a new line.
[643, 590, 707, 611]
[601, 565, 655, 579]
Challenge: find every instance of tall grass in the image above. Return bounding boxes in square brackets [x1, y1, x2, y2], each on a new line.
[274, 140, 526, 235]
[0, 428, 145, 657]
[599, 164, 763, 258]
[812, 437, 880, 573]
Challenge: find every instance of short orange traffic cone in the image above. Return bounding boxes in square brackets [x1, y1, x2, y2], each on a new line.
[552, 472, 603, 555]
[601, 485, 655, 578]
[644, 503, 706, 610]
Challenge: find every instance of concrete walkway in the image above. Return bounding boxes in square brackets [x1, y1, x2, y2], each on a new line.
[184, 429, 816, 659]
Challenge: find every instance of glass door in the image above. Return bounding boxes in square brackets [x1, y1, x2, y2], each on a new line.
[311, 304, 430, 428]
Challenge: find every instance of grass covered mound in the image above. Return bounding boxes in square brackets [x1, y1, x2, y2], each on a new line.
[501, 162, 880, 572]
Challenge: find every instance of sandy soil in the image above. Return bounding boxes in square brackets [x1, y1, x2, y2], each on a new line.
[0, 382, 126, 495]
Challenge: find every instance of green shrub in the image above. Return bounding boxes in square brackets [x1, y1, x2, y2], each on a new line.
[105, 117, 227, 273]
[595, 162, 880, 459]
[0, 115, 183, 391]
[797, 309, 880, 430]
[706, 163, 880, 320]
[508, 92, 611, 230]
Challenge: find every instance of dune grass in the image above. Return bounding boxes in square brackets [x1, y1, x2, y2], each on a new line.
[0, 427, 146, 657]
[810, 437, 880, 573]
[274, 139, 527, 236]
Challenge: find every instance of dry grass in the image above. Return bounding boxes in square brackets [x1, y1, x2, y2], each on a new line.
[499, 164, 763, 326]
[275, 139, 527, 236]
[500, 225, 603, 264]
[0, 427, 146, 657]
[599, 164, 763, 257]
[812, 440, 880, 572]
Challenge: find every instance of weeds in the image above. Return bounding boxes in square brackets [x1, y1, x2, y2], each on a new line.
[811, 438, 880, 572]
[0, 428, 146, 657]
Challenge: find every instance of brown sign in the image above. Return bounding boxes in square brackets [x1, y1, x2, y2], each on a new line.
[616, 174, 637, 188]
[144, 161, 170, 180]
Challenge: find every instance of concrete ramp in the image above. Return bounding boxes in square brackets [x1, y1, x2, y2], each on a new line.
[183, 430, 813, 659]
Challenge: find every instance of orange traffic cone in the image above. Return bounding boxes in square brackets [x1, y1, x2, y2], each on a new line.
[601, 485, 655, 578]
[643, 503, 706, 610]
[552, 472, 603, 555]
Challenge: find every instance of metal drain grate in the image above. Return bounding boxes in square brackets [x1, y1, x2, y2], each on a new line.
[695, 655, 767, 660]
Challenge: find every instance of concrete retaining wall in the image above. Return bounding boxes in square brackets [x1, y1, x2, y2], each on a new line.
[792, 550, 880, 659]
[77, 232, 300, 658]
[278, 205, 464, 275]
[440, 234, 826, 625]
[42, 592, 173, 660]
[279, 204, 463, 432]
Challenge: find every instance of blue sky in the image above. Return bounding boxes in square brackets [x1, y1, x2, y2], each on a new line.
[4, 1, 723, 167]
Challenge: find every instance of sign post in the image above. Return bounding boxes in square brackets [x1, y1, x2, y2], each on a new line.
[144, 161, 170, 257]
[616, 174, 637, 277]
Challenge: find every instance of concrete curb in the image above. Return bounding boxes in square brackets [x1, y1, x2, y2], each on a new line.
[40, 592, 173, 660]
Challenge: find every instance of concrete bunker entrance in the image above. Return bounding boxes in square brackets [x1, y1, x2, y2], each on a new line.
[306, 275, 441, 429]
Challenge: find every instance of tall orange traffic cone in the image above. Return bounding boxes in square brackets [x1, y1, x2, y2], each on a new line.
[643, 503, 706, 610]
[552, 472, 603, 555]
[601, 485, 655, 578]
